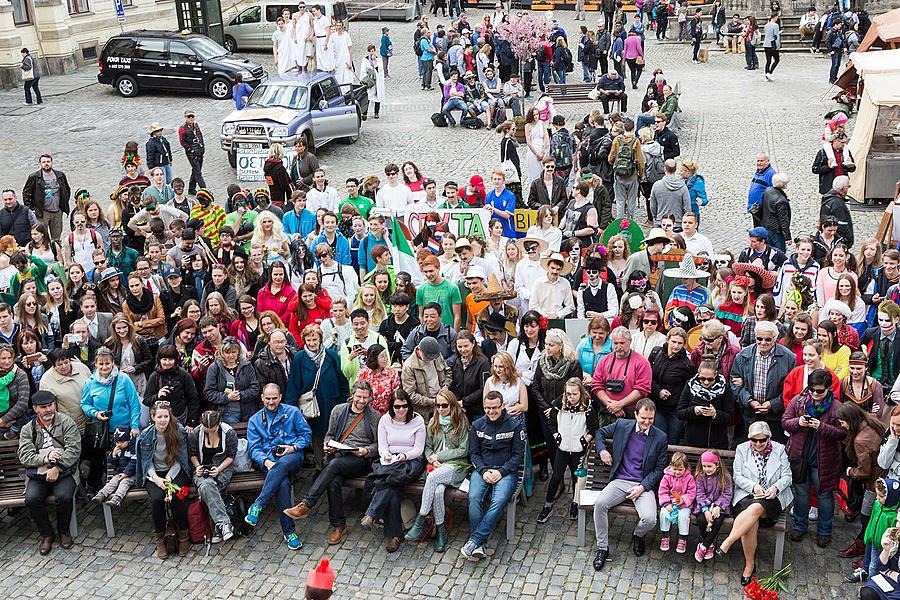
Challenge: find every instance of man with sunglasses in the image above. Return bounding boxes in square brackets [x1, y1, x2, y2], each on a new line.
[730, 320, 795, 443]
[375, 163, 413, 212]
[513, 236, 548, 314]
[577, 255, 619, 320]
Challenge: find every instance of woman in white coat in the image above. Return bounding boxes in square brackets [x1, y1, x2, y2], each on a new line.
[360, 44, 385, 119]
[331, 21, 354, 85]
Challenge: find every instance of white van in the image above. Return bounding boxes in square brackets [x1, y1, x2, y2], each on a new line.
[223, 1, 335, 53]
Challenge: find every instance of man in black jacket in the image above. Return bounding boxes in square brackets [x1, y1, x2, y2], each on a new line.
[22, 154, 70, 242]
[860, 301, 900, 393]
[654, 114, 680, 160]
[0, 189, 38, 246]
[595, 23, 611, 76]
[819, 175, 854, 249]
[811, 133, 855, 195]
[178, 109, 206, 195]
[758, 173, 792, 252]
[377, 292, 420, 366]
[146, 123, 174, 183]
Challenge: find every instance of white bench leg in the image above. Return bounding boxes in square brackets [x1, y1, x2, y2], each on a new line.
[506, 498, 516, 541]
[577, 508, 586, 546]
[773, 530, 785, 570]
[103, 503, 116, 538]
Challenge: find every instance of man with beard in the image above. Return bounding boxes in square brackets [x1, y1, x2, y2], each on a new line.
[178, 109, 206, 195]
[22, 154, 70, 241]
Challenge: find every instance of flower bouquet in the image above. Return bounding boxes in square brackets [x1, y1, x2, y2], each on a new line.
[743, 564, 792, 600]
[163, 480, 189, 502]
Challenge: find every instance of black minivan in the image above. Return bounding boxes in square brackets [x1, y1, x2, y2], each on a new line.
[98, 30, 267, 99]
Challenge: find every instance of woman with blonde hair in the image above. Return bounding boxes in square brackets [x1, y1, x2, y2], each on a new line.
[251, 210, 290, 266]
[106, 185, 129, 227]
[532, 327, 582, 460]
[204, 336, 260, 424]
[607, 234, 631, 288]
[14, 293, 53, 349]
[106, 312, 154, 402]
[205, 290, 237, 339]
[680, 159, 708, 219]
[404, 388, 470, 552]
[84, 200, 111, 247]
[353, 283, 387, 327]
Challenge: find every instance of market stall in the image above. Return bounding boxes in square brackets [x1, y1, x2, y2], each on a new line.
[848, 72, 900, 203]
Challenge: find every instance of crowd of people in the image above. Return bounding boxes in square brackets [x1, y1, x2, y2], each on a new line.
[5, 2, 900, 597]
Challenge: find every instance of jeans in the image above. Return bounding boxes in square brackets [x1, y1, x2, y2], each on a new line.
[160, 164, 173, 185]
[194, 468, 234, 527]
[25, 474, 76, 537]
[791, 467, 835, 536]
[449, 0, 461, 18]
[745, 43, 758, 69]
[467, 470, 518, 546]
[626, 58, 643, 86]
[653, 410, 685, 445]
[381, 55, 390, 77]
[614, 175, 639, 219]
[24, 77, 42, 104]
[864, 543, 880, 577]
[367, 488, 405, 538]
[582, 63, 594, 83]
[186, 152, 206, 195]
[302, 454, 371, 526]
[537, 62, 551, 92]
[636, 113, 654, 131]
[593, 478, 658, 548]
[508, 97, 523, 117]
[768, 230, 786, 252]
[442, 98, 467, 125]
[254, 451, 302, 534]
[764, 47, 780, 74]
[421, 60, 433, 88]
[222, 410, 242, 425]
[146, 470, 190, 533]
[555, 68, 567, 85]
[829, 51, 842, 83]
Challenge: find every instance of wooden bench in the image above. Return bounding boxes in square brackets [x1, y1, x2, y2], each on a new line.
[547, 83, 613, 106]
[0, 437, 79, 538]
[576, 444, 787, 570]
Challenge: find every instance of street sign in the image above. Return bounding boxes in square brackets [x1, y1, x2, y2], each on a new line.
[112, 0, 126, 23]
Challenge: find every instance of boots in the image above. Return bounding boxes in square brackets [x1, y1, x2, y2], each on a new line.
[154, 533, 168, 559]
[177, 530, 191, 556]
[405, 514, 426, 541]
[434, 523, 448, 553]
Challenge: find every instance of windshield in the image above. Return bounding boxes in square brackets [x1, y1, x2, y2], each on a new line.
[186, 37, 230, 60]
[246, 84, 308, 110]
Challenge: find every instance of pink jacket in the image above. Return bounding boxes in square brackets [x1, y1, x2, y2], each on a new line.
[658, 466, 697, 510]
[623, 35, 644, 60]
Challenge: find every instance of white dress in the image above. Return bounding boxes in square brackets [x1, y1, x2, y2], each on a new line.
[331, 31, 354, 85]
[360, 55, 385, 104]
[293, 13, 313, 69]
[526, 124, 546, 184]
[313, 15, 335, 72]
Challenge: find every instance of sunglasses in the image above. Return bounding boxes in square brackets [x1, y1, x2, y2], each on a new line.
[386, 171, 399, 176]
[435, 403, 450, 409]
[698, 376, 716, 383]
[642, 319, 658, 325]
[755, 336, 773, 342]
[810, 387, 828, 394]
[701, 335, 721, 343]
[394, 403, 409, 409]
[154, 400, 171, 408]
[749, 437, 769, 444]
[94, 260, 106, 265]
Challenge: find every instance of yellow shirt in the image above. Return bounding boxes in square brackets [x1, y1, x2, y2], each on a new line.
[823, 345, 851, 380]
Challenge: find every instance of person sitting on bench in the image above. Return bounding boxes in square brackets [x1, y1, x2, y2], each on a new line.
[441, 71, 468, 127]
[594, 71, 628, 113]
[591, 397, 668, 571]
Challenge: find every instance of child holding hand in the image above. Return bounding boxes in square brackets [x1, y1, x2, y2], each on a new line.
[659, 451, 697, 554]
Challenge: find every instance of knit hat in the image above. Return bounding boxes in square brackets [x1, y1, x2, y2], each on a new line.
[418, 337, 442, 361]
[74, 188, 90, 202]
[254, 187, 271, 202]
[306, 558, 335, 594]
[113, 426, 130, 443]
[747, 226, 769, 240]
[111, 184, 130, 200]
[195, 188, 214, 205]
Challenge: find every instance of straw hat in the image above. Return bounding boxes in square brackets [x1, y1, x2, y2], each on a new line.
[148, 122, 163, 133]
[515, 235, 549, 256]
[474, 273, 518, 301]
[644, 227, 670, 247]
[685, 324, 704, 352]
[732, 262, 777, 290]
[540, 252, 574, 276]
[664, 254, 710, 279]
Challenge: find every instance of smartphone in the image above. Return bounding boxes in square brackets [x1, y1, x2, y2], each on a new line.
[24, 353, 41, 367]
[66, 333, 80, 344]
[225, 382, 235, 391]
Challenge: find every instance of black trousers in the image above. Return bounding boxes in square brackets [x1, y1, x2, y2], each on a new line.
[499, 64, 512, 83]
[545, 449, 584, 503]
[601, 93, 627, 113]
[640, 180, 654, 221]
[186, 153, 206, 195]
[597, 52, 609, 76]
[697, 512, 727, 547]
[604, 10, 614, 31]
[25, 475, 76, 537]
[764, 47, 780, 74]
[302, 454, 372, 527]
[145, 469, 190, 533]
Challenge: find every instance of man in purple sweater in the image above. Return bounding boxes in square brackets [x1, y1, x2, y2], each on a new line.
[591, 398, 668, 571]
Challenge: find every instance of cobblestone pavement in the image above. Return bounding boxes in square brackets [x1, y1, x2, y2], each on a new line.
[0, 12, 877, 600]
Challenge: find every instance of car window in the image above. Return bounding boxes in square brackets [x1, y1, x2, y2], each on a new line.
[236, 5, 261, 23]
[134, 39, 167, 61]
[186, 37, 230, 60]
[320, 77, 340, 101]
[105, 38, 135, 58]
[169, 41, 197, 63]
[266, 5, 294, 21]
[246, 84, 308, 110]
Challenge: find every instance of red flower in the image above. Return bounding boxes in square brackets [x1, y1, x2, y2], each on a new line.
[539, 316, 549, 329]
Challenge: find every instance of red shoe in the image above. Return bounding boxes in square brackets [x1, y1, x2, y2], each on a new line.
[839, 539, 866, 559]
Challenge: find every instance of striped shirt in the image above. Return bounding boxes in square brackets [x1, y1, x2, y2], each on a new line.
[189, 204, 226, 248]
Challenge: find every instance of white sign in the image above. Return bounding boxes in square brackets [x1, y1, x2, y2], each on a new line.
[236, 147, 296, 182]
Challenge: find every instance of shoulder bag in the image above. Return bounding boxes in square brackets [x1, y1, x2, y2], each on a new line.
[83, 375, 118, 456]
[299, 356, 324, 419]
[500, 139, 520, 185]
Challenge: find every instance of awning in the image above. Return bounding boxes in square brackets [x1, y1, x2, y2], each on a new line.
[848, 48, 900, 76]
[859, 7, 900, 51]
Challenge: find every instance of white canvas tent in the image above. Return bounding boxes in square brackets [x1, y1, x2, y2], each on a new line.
[848, 49, 900, 76]
[848, 72, 900, 201]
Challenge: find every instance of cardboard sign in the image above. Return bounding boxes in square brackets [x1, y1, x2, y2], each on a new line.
[375, 206, 539, 240]
[235, 147, 296, 182]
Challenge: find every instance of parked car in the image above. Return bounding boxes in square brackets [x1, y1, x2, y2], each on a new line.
[223, 1, 335, 52]
[220, 71, 368, 168]
[98, 30, 266, 99]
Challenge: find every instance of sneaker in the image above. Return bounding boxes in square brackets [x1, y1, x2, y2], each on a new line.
[284, 532, 302, 550]
[104, 497, 122, 508]
[360, 515, 374, 530]
[220, 522, 234, 542]
[245, 502, 262, 527]
[91, 493, 104, 503]
[659, 537, 670, 552]
[537, 505, 553, 523]
[460, 540, 477, 560]
[211, 530, 222, 544]
[846, 567, 868, 583]
[694, 543, 706, 563]
[472, 546, 486, 558]
[809, 507, 818, 521]
[764, 73, 772, 81]
[676, 538, 687, 554]
[569, 502, 578, 520]
[704, 546, 714, 561]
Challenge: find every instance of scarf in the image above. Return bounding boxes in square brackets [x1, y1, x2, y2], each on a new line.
[750, 439, 773, 487]
[687, 374, 726, 404]
[841, 376, 875, 410]
[539, 354, 573, 381]
[96, 365, 120, 386]
[305, 346, 325, 367]
[126, 289, 154, 315]
[803, 390, 833, 418]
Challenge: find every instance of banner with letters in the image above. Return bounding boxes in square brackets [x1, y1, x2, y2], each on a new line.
[374, 206, 540, 241]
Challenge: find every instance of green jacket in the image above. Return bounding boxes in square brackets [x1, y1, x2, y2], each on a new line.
[338, 330, 388, 385]
[17, 412, 82, 474]
[660, 93, 679, 122]
[7, 254, 48, 303]
[424, 421, 471, 486]
[865, 499, 899, 546]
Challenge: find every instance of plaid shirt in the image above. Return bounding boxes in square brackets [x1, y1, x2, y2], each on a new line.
[752, 348, 774, 401]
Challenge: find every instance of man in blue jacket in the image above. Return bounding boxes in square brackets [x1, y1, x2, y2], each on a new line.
[747, 152, 775, 227]
[592, 398, 668, 571]
[245, 383, 312, 550]
[461, 391, 525, 560]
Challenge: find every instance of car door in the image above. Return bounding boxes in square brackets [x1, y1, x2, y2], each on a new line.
[227, 5, 264, 49]
[310, 77, 358, 142]
[166, 41, 206, 92]
[132, 38, 168, 89]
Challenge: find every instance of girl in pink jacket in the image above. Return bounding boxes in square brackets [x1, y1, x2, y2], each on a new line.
[658, 451, 697, 554]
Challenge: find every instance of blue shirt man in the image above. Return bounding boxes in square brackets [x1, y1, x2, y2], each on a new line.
[747, 153, 775, 220]
[485, 175, 517, 239]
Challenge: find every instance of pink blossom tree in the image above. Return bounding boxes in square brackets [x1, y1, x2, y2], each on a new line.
[497, 13, 551, 62]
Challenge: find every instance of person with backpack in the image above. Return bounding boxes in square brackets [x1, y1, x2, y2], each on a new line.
[189, 410, 239, 544]
[608, 118, 645, 220]
[550, 115, 575, 185]
[639, 127, 665, 226]
[552, 38, 573, 85]
[65, 212, 104, 273]
[650, 159, 692, 231]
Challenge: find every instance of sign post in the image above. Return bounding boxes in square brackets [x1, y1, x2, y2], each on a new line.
[112, 0, 125, 31]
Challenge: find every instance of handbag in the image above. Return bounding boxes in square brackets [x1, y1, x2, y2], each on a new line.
[789, 457, 809, 485]
[635, 56, 645, 65]
[587, 88, 602, 100]
[164, 513, 179, 555]
[22, 67, 34, 81]
[299, 356, 324, 419]
[83, 375, 117, 456]
[500, 160, 519, 184]
[360, 68, 377, 89]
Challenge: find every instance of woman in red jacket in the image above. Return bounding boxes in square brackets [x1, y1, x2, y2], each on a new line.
[256, 261, 295, 324]
[782, 339, 840, 406]
[287, 283, 332, 344]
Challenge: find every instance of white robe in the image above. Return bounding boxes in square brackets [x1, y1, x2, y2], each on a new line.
[291, 12, 313, 70]
[313, 15, 335, 72]
[332, 31, 354, 85]
[274, 27, 293, 74]
[360, 55, 385, 104]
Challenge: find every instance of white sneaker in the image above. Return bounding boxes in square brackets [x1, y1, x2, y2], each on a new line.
[472, 546, 486, 558]
[221, 522, 234, 542]
[809, 507, 818, 521]
[764, 73, 772, 81]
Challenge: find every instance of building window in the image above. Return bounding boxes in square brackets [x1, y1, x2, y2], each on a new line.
[122, 0, 134, 6]
[12, 0, 30, 24]
[67, 0, 90, 14]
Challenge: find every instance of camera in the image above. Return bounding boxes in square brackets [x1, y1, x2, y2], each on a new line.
[200, 467, 212, 477]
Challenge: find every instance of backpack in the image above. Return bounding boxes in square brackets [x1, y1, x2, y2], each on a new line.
[431, 112, 448, 127]
[413, 35, 424, 57]
[645, 149, 665, 183]
[223, 493, 252, 537]
[68, 229, 101, 258]
[460, 116, 484, 129]
[564, 48, 574, 72]
[187, 497, 213, 544]
[612, 137, 638, 177]
[550, 130, 574, 168]
[588, 135, 608, 166]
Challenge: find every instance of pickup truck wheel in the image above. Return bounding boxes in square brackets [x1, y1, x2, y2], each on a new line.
[116, 75, 138, 98]
[223, 36, 237, 53]
[228, 151, 237, 168]
[209, 77, 231, 100]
